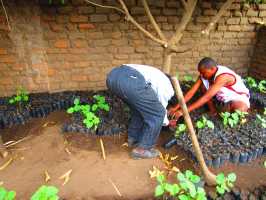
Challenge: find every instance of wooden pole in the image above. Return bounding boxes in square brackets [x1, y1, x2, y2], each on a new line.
[171, 77, 216, 186]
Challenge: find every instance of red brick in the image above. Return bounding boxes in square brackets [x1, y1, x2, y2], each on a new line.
[0, 55, 16, 63]
[54, 40, 69, 48]
[78, 23, 95, 30]
[70, 15, 88, 23]
[50, 23, 64, 32]
[72, 75, 88, 81]
[72, 39, 88, 48]
[0, 48, 7, 55]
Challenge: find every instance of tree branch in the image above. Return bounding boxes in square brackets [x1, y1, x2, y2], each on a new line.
[141, 0, 167, 41]
[0, 0, 11, 31]
[180, 0, 188, 11]
[117, 0, 167, 47]
[169, 0, 198, 46]
[84, 0, 125, 14]
[202, 0, 235, 35]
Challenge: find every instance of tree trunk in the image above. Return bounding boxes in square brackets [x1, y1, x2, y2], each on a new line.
[162, 49, 173, 74]
[171, 77, 216, 186]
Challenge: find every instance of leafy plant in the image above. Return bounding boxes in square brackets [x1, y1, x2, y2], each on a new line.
[92, 95, 110, 112]
[0, 186, 16, 200]
[220, 110, 248, 128]
[196, 116, 214, 129]
[184, 75, 195, 83]
[67, 96, 109, 130]
[244, 77, 257, 89]
[155, 170, 207, 200]
[258, 80, 266, 93]
[31, 185, 59, 200]
[244, 77, 266, 93]
[175, 123, 186, 138]
[216, 173, 237, 195]
[8, 87, 29, 112]
[256, 114, 266, 128]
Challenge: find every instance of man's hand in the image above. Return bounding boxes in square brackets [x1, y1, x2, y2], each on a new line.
[172, 110, 183, 120]
[167, 105, 180, 116]
[168, 119, 177, 129]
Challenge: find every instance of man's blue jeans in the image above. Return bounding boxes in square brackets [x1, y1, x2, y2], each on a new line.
[106, 65, 165, 149]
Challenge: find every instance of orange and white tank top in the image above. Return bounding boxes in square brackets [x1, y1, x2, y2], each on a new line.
[201, 65, 250, 104]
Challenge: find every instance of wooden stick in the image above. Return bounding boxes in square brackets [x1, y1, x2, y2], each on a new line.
[171, 77, 216, 186]
[0, 157, 13, 171]
[100, 138, 106, 160]
[109, 178, 122, 197]
[0, 136, 8, 158]
[4, 136, 32, 148]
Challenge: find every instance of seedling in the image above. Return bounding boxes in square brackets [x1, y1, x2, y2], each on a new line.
[183, 74, 195, 88]
[258, 80, 266, 93]
[256, 114, 266, 128]
[175, 123, 186, 138]
[155, 170, 207, 200]
[244, 77, 257, 89]
[8, 87, 29, 113]
[92, 95, 110, 112]
[67, 96, 109, 130]
[0, 186, 16, 200]
[244, 77, 266, 93]
[31, 185, 59, 200]
[196, 116, 214, 129]
[220, 110, 248, 128]
[216, 173, 237, 195]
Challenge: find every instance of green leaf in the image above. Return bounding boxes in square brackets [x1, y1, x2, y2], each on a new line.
[178, 194, 190, 200]
[227, 173, 237, 182]
[187, 181, 197, 198]
[22, 95, 29, 102]
[154, 185, 164, 197]
[74, 98, 80, 105]
[196, 121, 204, 129]
[216, 185, 225, 195]
[216, 173, 225, 185]
[190, 175, 200, 184]
[264, 160, 266, 168]
[6, 191, 16, 200]
[177, 172, 186, 182]
[0, 187, 7, 199]
[156, 174, 165, 183]
[92, 104, 98, 112]
[185, 170, 193, 179]
[67, 107, 75, 114]
[206, 121, 214, 129]
[171, 184, 180, 196]
[9, 99, 15, 104]
[184, 75, 194, 82]
[15, 96, 21, 102]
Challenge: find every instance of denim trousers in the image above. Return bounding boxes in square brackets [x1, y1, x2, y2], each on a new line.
[106, 65, 165, 149]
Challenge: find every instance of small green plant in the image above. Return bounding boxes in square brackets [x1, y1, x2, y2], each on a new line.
[175, 123, 186, 138]
[8, 87, 29, 112]
[67, 96, 109, 130]
[258, 80, 266, 93]
[244, 77, 257, 89]
[0, 186, 16, 200]
[155, 170, 207, 200]
[216, 173, 237, 195]
[31, 185, 59, 200]
[92, 95, 110, 112]
[196, 116, 214, 129]
[244, 0, 266, 5]
[256, 114, 266, 128]
[220, 110, 248, 128]
[184, 75, 194, 82]
[244, 77, 266, 93]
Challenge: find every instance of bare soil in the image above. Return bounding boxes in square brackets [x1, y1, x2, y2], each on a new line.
[0, 111, 265, 200]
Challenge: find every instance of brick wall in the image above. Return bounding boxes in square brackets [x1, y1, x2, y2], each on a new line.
[0, 0, 265, 96]
[250, 26, 266, 79]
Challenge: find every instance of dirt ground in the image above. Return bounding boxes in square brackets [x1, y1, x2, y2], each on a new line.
[0, 111, 265, 200]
